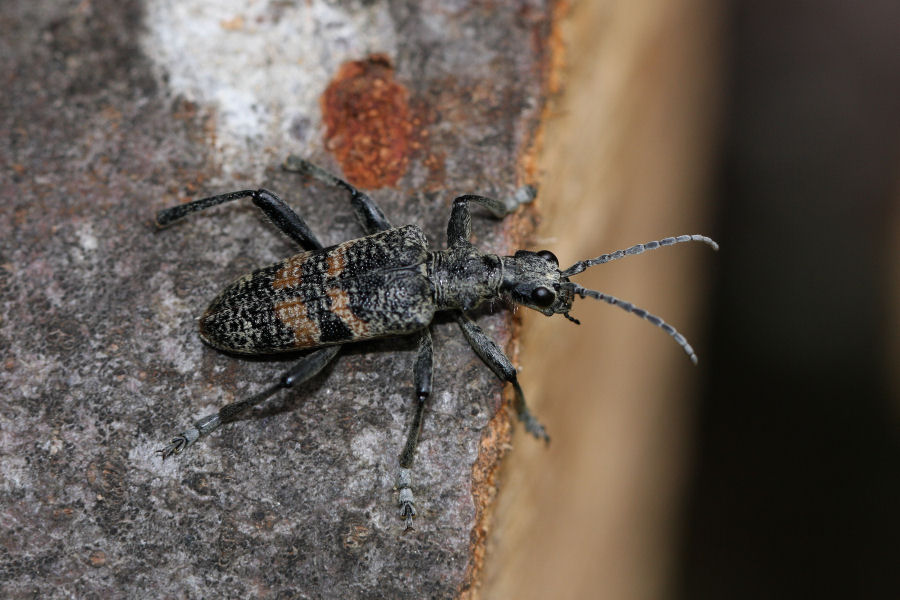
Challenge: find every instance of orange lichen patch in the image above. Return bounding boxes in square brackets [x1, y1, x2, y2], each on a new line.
[326, 288, 369, 338]
[273, 253, 309, 289]
[321, 54, 413, 189]
[274, 298, 321, 347]
[325, 246, 347, 278]
[407, 96, 444, 190]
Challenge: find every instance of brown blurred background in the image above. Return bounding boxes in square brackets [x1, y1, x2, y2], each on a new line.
[483, 0, 900, 598]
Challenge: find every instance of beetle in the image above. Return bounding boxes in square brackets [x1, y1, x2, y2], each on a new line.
[155, 155, 718, 529]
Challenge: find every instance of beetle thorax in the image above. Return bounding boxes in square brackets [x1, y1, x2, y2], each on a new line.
[428, 247, 503, 311]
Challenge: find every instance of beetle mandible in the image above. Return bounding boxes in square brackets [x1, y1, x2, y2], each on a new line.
[155, 156, 718, 529]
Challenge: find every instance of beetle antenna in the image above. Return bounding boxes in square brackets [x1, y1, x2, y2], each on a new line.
[571, 284, 699, 364]
[561, 234, 718, 277]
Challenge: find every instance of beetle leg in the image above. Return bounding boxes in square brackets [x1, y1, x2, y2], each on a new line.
[283, 155, 392, 234]
[156, 346, 341, 459]
[455, 313, 549, 442]
[446, 187, 536, 247]
[396, 328, 433, 530]
[156, 188, 324, 252]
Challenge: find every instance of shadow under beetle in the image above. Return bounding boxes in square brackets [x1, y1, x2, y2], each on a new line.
[155, 156, 718, 529]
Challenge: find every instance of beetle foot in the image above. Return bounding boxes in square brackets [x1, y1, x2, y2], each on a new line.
[399, 499, 416, 531]
[396, 468, 417, 530]
[520, 412, 550, 445]
[503, 184, 537, 213]
[156, 427, 200, 459]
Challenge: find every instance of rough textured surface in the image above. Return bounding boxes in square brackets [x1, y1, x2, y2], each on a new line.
[321, 55, 413, 189]
[0, 1, 555, 597]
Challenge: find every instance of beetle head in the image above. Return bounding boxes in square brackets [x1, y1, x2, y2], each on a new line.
[501, 234, 720, 364]
[500, 250, 578, 320]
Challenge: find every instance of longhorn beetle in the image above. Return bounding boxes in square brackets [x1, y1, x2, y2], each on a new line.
[155, 156, 718, 529]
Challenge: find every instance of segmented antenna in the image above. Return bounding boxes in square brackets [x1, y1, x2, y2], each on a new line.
[562, 234, 718, 277]
[571, 284, 698, 364]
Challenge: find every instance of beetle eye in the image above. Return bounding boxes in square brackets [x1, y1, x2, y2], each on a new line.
[537, 250, 558, 266]
[531, 286, 555, 308]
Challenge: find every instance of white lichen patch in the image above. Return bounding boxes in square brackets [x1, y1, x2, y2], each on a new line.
[148, 272, 205, 374]
[350, 426, 384, 466]
[76, 221, 99, 252]
[141, 0, 398, 179]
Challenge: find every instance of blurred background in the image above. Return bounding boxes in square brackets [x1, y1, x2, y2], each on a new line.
[484, 0, 900, 598]
[680, 1, 900, 597]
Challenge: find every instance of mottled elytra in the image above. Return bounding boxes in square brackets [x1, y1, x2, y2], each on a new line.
[155, 156, 718, 529]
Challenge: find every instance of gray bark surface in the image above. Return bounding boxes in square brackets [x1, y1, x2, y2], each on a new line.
[0, 1, 555, 597]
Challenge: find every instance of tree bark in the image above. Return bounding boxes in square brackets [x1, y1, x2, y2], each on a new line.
[0, 1, 558, 597]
